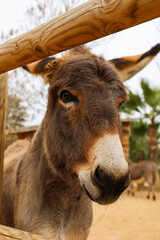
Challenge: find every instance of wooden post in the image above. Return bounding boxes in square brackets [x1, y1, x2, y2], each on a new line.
[0, 0, 160, 74]
[0, 73, 8, 221]
[0, 224, 52, 240]
[122, 120, 131, 162]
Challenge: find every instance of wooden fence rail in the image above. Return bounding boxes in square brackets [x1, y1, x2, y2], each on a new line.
[0, 224, 52, 240]
[0, 73, 8, 222]
[0, 0, 160, 239]
[0, 0, 160, 74]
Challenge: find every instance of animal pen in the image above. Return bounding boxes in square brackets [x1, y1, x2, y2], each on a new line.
[0, 0, 160, 238]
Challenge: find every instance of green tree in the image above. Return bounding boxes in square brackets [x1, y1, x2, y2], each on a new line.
[129, 120, 149, 162]
[120, 79, 160, 163]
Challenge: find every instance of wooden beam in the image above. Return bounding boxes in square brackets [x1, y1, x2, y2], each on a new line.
[0, 73, 8, 221]
[0, 0, 160, 74]
[0, 224, 52, 240]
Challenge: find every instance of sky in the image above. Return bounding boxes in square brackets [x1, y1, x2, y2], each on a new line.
[0, 0, 31, 31]
[0, 0, 160, 124]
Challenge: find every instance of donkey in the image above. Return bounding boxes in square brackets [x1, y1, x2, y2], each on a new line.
[129, 160, 159, 200]
[2, 44, 160, 239]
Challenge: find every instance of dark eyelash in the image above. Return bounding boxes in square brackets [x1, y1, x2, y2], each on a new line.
[60, 90, 79, 105]
[118, 100, 125, 108]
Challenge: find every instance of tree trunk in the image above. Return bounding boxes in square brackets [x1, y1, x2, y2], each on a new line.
[148, 119, 158, 164]
[139, 151, 145, 162]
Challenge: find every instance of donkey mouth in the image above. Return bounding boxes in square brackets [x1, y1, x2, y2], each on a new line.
[83, 184, 95, 202]
[83, 182, 119, 205]
[82, 172, 130, 205]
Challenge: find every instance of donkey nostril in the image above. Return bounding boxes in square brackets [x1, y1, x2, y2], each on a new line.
[95, 166, 104, 185]
[124, 172, 131, 188]
[94, 166, 114, 187]
[115, 172, 130, 194]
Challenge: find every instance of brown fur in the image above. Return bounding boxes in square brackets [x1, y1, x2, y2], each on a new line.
[2, 48, 131, 239]
[23, 44, 160, 84]
[3, 45, 159, 238]
[129, 161, 159, 200]
[110, 44, 160, 71]
[110, 44, 160, 81]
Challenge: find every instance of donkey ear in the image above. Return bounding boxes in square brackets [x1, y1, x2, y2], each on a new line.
[109, 44, 160, 82]
[22, 57, 61, 84]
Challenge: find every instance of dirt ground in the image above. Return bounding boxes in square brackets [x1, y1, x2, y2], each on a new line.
[88, 191, 160, 240]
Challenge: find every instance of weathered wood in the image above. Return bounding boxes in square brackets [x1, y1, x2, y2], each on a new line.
[0, 73, 8, 221]
[0, 224, 52, 240]
[122, 121, 131, 162]
[0, 0, 160, 74]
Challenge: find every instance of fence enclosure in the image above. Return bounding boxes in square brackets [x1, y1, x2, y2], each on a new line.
[0, 0, 160, 238]
[0, 0, 160, 74]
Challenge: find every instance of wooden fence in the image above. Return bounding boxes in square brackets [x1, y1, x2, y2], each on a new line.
[0, 73, 8, 222]
[0, 0, 160, 238]
[0, 0, 160, 74]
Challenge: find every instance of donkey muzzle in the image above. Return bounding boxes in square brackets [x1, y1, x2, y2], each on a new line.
[79, 134, 130, 205]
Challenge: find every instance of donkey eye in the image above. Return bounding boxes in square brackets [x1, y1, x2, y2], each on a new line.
[118, 100, 125, 109]
[60, 90, 79, 105]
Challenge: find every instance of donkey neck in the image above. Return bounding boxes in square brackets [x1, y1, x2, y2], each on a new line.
[31, 123, 93, 237]
[16, 124, 92, 238]
[29, 122, 86, 210]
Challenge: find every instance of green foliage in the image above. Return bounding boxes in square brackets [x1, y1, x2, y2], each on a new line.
[120, 79, 160, 123]
[129, 120, 149, 162]
[141, 79, 160, 110]
[131, 119, 149, 136]
[120, 79, 160, 163]
[120, 90, 144, 113]
[7, 95, 28, 129]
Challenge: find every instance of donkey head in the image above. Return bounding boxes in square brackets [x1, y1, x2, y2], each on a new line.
[24, 45, 159, 205]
